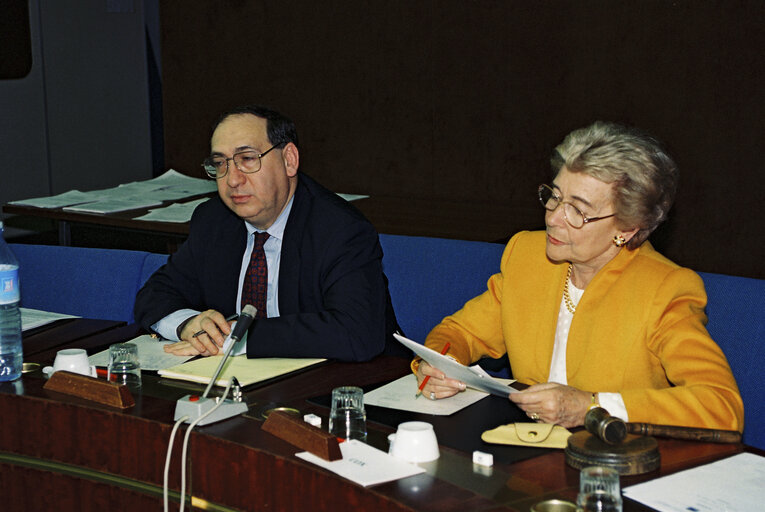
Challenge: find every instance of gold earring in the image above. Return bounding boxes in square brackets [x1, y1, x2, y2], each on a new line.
[613, 235, 626, 247]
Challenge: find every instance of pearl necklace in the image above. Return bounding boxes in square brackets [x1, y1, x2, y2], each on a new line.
[563, 264, 578, 314]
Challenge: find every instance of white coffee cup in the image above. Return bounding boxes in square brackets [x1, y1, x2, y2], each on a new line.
[388, 421, 440, 463]
[42, 348, 97, 378]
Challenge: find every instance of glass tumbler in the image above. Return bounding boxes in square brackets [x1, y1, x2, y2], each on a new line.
[107, 342, 141, 390]
[328, 386, 367, 441]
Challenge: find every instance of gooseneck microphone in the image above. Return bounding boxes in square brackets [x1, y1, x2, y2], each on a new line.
[201, 304, 257, 398]
[173, 305, 257, 425]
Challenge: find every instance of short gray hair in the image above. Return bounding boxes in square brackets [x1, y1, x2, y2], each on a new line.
[552, 121, 679, 248]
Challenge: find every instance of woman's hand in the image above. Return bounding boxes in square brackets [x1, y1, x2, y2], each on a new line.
[415, 360, 466, 400]
[509, 382, 592, 428]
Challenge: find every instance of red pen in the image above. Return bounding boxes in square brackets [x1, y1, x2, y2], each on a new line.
[415, 342, 451, 398]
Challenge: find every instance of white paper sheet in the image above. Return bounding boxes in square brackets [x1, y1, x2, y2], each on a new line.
[623, 452, 765, 512]
[394, 333, 517, 397]
[10, 169, 215, 212]
[133, 198, 210, 223]
[62, 197, 163, 213]
[336, 193, 369, 201]
[88, 334, 194, 371]
[364, 372, 513, 415]
[10, 189, 98, 208]
[296, 439, 425, 487]
[20, 307, 78, 332]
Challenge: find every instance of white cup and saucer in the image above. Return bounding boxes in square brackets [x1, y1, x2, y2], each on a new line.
[42, 348, 97, 378]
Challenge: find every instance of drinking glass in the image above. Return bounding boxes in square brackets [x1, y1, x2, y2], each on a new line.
[328, 386, 366, 441]
[107, 342, 141, 389]
[578, 466, 622, 511]
[579, 490, 622, 511]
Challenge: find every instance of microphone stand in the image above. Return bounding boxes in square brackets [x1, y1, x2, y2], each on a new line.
[173, 305, 257, 425]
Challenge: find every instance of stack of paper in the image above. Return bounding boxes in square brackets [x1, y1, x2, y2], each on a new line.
[623, 452, 765, 511]
[88, 335, 194, 371]
[20, 308, 78, 332]
[10, 169, 215, 213]
[158, 355, 326, 387]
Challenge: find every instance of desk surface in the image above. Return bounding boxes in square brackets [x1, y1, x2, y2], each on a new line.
[1, 321, 750, 511]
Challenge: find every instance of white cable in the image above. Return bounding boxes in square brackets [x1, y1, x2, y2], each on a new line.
[178, 381, 234, 512]
[164, 415, 189, 512]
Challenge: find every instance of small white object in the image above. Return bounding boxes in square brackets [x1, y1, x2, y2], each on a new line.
[43, 348, 97, 378]
[388, 421, 440, 463]
[472, 450, 494, 467]
[304, 413, 322, 427]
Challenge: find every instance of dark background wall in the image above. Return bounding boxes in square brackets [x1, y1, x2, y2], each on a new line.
[159, 1, 764, 279]
[2, 1, 761, 279]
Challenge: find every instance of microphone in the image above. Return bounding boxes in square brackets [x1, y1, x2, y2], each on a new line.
[173, 305, 258, 425]
[227, 304, 257, 342]
[201, 304, 257, 398]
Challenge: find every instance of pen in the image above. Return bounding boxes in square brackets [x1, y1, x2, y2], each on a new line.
[191, 314, 238, 338]
[415, 342, 451, 398]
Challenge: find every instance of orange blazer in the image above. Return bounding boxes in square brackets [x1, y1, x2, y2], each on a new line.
[424, 231, 744, 431]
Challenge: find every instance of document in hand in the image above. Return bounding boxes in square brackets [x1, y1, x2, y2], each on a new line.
[394, 333, 517, 397]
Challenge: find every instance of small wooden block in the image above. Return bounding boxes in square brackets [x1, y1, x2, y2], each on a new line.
[262, 410, 342, 461]
[43, 371, 135, 409]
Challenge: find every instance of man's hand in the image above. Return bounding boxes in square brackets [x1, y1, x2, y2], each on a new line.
[163, 309, 234, 356]
[508, 382, 592, 427]
[415, 360, 466, 400]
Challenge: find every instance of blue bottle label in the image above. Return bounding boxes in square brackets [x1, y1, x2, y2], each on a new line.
[0, 266, 20, 304]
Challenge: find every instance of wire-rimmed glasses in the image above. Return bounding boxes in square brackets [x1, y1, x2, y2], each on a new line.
[202, 143, 284, 179]
[537, 184, 615, 229]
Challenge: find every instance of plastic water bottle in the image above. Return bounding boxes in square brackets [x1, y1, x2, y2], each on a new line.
[0, 221, 23, 382]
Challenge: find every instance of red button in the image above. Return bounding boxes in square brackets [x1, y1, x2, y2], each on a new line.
[189, 395, 200, 402]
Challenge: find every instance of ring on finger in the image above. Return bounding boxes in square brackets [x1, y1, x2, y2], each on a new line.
[430, 391, 436, 400]
[529, 412, 539, 421]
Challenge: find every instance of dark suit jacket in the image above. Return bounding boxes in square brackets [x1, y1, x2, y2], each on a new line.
[134, 173, 401, 362]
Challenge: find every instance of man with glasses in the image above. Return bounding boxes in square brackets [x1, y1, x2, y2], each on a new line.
[135, 105, 400, 361]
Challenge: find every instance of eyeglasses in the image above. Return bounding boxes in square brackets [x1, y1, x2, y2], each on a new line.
[537, 184, 615, 229]
[202, 143, 284, 179]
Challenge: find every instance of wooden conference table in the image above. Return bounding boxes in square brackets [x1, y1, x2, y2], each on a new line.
[0, 320, 750, 511]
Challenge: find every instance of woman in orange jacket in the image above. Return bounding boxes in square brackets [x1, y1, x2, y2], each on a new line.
[417, 121, 743, 432]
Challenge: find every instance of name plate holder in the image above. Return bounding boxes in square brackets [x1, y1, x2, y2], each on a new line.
[262, 410, 342, 461]
[43, 371, 135, 409]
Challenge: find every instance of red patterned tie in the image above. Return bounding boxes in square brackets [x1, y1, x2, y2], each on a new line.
[241, 232, 269, 318]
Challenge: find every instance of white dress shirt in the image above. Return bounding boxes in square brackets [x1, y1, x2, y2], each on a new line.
[152, 196, 295, 345]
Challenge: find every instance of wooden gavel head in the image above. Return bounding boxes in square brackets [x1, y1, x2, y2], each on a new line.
[584, 407, 628, 445]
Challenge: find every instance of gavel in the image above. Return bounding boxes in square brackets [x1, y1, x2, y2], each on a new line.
[584, 407, 742, 445]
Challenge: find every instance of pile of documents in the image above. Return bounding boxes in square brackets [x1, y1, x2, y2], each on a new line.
[10, 170, 215, 217]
